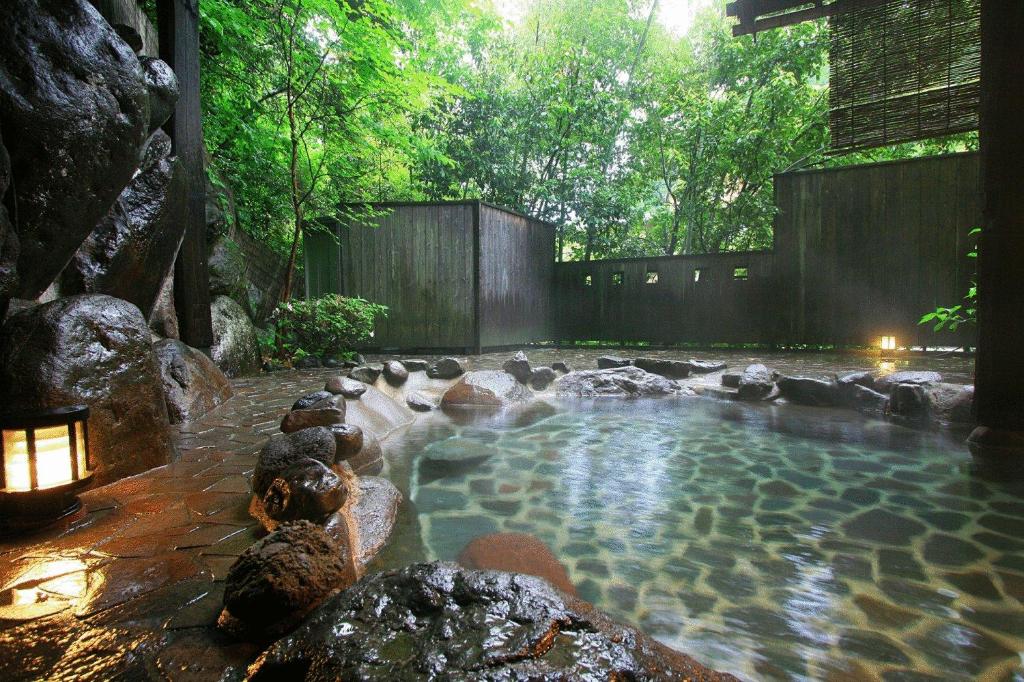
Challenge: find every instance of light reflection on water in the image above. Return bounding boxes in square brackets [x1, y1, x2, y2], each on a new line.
[380, 397, 1024, 680]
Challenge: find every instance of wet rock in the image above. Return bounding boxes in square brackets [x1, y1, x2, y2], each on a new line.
[382, 360, 408, 386]
[721, 373, 741, 388]
[147, 271, 179, 339]
[328, 423, 364, 459]
[838, 371, 876, 392]
[221, 521, 356, 640]
[843, 509, 927, 545]
[61, 130, 184, 318]
[837, 629, 910, 665]
[427, 356, 464, 379]
[210, 295, 260, 377]
[0, 295, 174, 484]
[350, 364, 382, 384]
[322, 357, 342, 368]
[254, 428, 336, 497]
[737, 364, 775, 401]
[551, 360, 571, 373]
[502, 351, 532, 383]
[207, 234, 247, 303]
[874, 370, 943, 393]
[529, 366, 558, 390]
[635, 357, 691, 379]
[889, 383, 929, 427]
[348, 476, 402, 569]
[776, 376, 838, 407]
[687, 359, 726, 374]
[140, 56, 178, 134]
[292, 391, 335, 411]
[0, 132, 16, 314]
[293, 356, 321, 369]
[459, 533, 577, 597]
[346, 432, 384, 476]
[154, 338, 233, 424]
[847, 384, 889, 419]
[926, 383, 974, 428]
[280, 406, 345, 434]
[442, 370, 534, 408]
[406, 392, 435, 412]
[262, 459, 348, 525]
[400, 359, 429, 372]
[1, 0, 150, 299]
[556, 366, 678, 398]
[597, 355, 631, 369]
[326, 375, 367, 398]
[247, 562, 737, 681]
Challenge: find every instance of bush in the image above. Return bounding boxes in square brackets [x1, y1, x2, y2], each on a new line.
[269, 295, 387, 362]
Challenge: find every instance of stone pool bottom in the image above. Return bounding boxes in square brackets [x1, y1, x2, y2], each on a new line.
[374, 394, 1023, 680]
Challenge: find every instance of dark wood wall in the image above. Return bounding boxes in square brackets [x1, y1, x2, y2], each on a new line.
[553, 252, 777, 344]
[773, 152, 980, 347]
[552, 152, 979, 347]
[478, 203, 555, 348]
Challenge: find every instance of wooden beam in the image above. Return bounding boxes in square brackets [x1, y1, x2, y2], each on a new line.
[729, 0, 889, 37]
[157, 0, 213, 350]
[969, 0, 1024, 464]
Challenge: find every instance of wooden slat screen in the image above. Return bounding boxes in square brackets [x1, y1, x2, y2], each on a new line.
[829, 0, 980, 152]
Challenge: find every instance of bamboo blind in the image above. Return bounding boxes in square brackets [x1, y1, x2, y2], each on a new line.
[829, 0, 980, 152]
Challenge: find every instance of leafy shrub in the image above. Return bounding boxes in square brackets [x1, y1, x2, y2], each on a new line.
[920, 228, 979, 333]
[269, 295, 387, 362]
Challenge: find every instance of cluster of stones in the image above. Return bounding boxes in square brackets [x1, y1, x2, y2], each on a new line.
[712, 364, 974, 430]
[219, 376, 403, 639]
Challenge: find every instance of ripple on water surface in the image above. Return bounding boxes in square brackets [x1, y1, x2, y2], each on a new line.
[389, 397, 1024, 680]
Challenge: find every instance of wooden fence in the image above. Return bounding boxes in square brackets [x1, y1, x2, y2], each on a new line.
[304, 201, 554, 352]
[305, 153, 980, 350]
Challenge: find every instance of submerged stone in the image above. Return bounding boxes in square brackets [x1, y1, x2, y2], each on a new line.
[842, 509, 927, 545]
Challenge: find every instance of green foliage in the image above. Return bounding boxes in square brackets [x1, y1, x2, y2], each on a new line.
[269, 295, 388, 361]
[920, 228, 980, 332]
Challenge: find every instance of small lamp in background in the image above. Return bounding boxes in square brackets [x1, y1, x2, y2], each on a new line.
[0, 406, 93, 533]
[880, 335, 898, 352]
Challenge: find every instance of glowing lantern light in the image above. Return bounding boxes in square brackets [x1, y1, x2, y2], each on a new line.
[880, 335, 897, 352]
[0, 406, 93, 532]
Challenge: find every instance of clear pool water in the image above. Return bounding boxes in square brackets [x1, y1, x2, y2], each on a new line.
[377, 397, 1024, 680]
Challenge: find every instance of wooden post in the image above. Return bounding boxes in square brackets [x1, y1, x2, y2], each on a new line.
[157, 0, 213, 350]
[968, 1, 1024, 463]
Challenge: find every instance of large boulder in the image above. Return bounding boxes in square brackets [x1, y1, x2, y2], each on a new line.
[925, 382, 974, 429]
[737, 364, 775, 401]
[0, 0, 150, 299]
[597, 355, 631, 369]
[382, 360, 408, 386]
[153, 338, 233, 424]
[220, 521, 356, 640]
[247, 562, 738, 681]
[441, 370, 533, 408]
[874, 370, 943, 393]
[556, 366, 678, 398]
[210, 295, 260, 377]
[776, 376, 838, 407]
[325, 375, 367, 398]
[687, 359, 726, 374]
[61, 130, 184, 318]
[207, 234, 248, 304]
[0, 295, 175, 484]
[280, 406, 345, 434]
[634, 357, 691, 380]
[458, 533, 577, 597]
[140, 57, 178, 134]
[529, 366, 557, 390]
[350, 364, 382, 385]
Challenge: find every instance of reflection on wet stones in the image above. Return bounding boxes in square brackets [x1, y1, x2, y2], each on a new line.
[838, 629, 911, 665]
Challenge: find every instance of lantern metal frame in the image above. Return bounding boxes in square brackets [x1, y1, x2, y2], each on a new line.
[0, 405, 93, 533]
